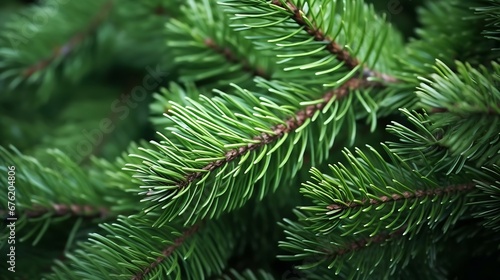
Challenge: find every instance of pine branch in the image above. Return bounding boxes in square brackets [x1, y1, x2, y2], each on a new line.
[269, 0, 398, 83]
[0, 147, 107, 233]
[279, 209, 441, 278]
[45, 215, 236, 280]
[23, 0, 113, 77]
[270, 0, 359, 69]
[45, 170, 295, 279]
[297, 144, 483, 236]
[0, 145, 138, 246]
[165, 77, 376, 190]
[272, 0, 401, 83]
[0, 0, 120, 101]
[222, 0, 403, 86]
[2, 0, 498, 278]
[474, 0, 500, 48]
[132, 44, 393, 226]
[153, 0, 406, 147]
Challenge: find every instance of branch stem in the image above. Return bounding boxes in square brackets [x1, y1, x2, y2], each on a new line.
[327, 183, 476, 211]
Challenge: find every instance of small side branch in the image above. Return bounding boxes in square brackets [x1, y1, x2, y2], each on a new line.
[179, 77, 376, 188]
[271, 0, 358, 69]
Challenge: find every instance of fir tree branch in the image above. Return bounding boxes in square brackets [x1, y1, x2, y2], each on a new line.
[326, 183, 476, 211]
[204, 37, 270, 79]
[279, 207, 434, 278]
[0, 147, 119, 244]
[271, 0, 358, 69]
[269, 0, 397, 83]
[45, 215, 231, 279]
[295, 139, 488, 240]
[132, 223, 202, 280]
[23, 0, 114, 77]
[174, 77, 376, 189]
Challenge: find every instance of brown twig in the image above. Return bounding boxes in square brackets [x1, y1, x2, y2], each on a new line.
[327, 183, 476, 211]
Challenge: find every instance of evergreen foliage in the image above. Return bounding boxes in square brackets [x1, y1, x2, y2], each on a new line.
[0, 0, 499, 279]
